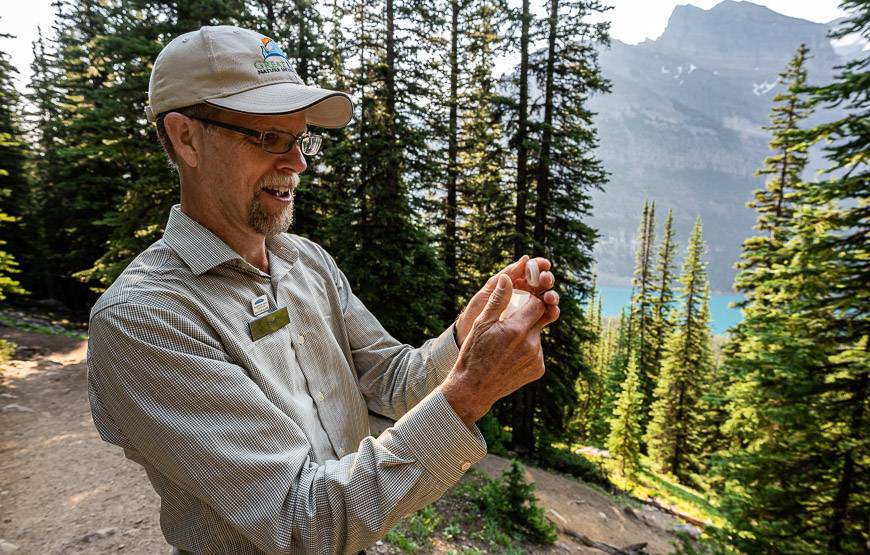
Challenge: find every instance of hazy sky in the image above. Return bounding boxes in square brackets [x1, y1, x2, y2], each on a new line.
[0, 0, 851, 93]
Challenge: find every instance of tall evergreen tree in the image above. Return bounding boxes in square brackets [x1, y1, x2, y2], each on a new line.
[49, 0, 245, 300]
[453, 0, 512, 298]
[645, 220, 712, 484]
[718, 23, 868, 551]
[0, 30, 28, 301]
[509, 0, 610, 455]
[734, 43, 813, 309]
[22, 0, 118, 310]
[334, 0, 447, 345]
[607, 354, 643, 476]
[20, 24, 72, 300]
[629, 200, 657, 428]
[649, 208, 677, 377]
[599, 307, 631, 435]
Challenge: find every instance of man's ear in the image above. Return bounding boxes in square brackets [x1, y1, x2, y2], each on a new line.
[163, 112, 200, 168]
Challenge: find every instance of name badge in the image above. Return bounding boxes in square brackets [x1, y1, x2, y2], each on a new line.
[249, 307, 290, 341]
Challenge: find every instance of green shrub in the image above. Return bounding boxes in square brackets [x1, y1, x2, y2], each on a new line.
[474, 459, 557, 544]
[0, 338, 15, 363]
[384, 504, 441, 554]
[538, 443, 611, 490]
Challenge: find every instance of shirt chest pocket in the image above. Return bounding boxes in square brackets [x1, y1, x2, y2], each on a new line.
[242, 323, 297, 379]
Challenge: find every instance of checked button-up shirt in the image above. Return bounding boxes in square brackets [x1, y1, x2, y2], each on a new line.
[86, 205, 486, 554]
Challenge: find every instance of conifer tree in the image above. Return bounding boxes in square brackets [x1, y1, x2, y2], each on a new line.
[629, 200, 657, 428]
[571, 278, 603, 442]
[509, 0, 611, 455]
[645, 220, 713, 484]
[718, 24, 868, 551]
[600, 307, 631, 428]
[22, 1, 120, 310]
[734, 43, 813, 309]
[437, 0, 511, 320]
[650, 208, 677, 376]
[578, 309, 616, 445]
[21, 26, 63, 299]
[0, 30, 28, 301]
[335, 0, 447, 344]
[79, 0, 249, 292]
[693, 296, 730, 486]
[504, 0, 536, 453]
[607, 355, 643, 476]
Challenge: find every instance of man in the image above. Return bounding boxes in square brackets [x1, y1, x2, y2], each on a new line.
[87, 25, 560, 554]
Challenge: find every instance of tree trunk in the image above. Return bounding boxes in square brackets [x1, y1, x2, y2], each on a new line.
[443, 0, 460, 325]
[509, 0, 534, 455]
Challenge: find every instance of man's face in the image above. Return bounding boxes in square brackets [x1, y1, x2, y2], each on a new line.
[199, 110, 308, 238]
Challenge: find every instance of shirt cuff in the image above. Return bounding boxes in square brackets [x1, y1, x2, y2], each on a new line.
[389, 388, 487, 487]
[430, 325, 460, 383]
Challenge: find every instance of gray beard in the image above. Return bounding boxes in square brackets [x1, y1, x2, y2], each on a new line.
[248, 172, 298, 237]
[248, 190, 295, 237]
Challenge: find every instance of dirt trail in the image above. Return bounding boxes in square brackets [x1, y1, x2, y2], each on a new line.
[1, 328, 683, 554]
[0, 329, 167, 554]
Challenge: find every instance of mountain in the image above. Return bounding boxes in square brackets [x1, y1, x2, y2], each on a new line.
[587, 0, 847, 291]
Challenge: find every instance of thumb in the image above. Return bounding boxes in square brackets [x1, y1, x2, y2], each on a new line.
[478, 274, 513, 323]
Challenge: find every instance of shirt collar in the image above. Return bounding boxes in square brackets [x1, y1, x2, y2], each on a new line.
[163, 205, 299, 276]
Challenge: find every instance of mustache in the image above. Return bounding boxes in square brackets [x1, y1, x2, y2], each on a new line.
[257, 172, 299, 191]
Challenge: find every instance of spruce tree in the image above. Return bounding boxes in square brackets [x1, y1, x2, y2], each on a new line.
[717, 24, 868, 551]
[629, 200, 658, 429]
[607, 355, 643, 476]
[22, 0, 119, 311]
[509, 0, 611, 455]
[734, 43, 813, 308]
[504, 0, 536, 453]
[645, 220, 713, 484]
[650, 208, 677, 377]
[333, 0, 447, 345]
[80, 0, 249, 292]
[21, 26, 66, 299]
[0, 30, 28, 301]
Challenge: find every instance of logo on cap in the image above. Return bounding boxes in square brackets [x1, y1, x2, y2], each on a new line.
[260, 37, 288, 61]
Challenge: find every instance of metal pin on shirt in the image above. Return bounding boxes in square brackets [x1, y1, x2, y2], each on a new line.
[251, 295, 269, 317]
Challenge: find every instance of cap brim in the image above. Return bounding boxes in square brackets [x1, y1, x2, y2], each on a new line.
[205, 83, 353, 129]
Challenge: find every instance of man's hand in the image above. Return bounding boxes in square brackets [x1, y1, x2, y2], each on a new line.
[454, 255, 560, 347]
[441, 274, 560, 426]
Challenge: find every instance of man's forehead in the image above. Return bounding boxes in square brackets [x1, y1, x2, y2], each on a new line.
[216, 109, 307, 129]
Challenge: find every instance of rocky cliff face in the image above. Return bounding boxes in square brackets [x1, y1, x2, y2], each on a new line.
[588, 0, 849, 290]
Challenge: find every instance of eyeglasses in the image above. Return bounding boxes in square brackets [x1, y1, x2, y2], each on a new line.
[187, 116, 323, 156]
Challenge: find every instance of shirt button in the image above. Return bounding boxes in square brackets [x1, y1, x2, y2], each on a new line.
[338, 446, 345, 455]
[319, 391, 326, 401]
[460, 460, 471, 471]
[297, 334, 305, 345]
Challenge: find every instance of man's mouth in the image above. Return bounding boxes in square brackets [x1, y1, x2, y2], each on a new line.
[261, 186, 293, 199]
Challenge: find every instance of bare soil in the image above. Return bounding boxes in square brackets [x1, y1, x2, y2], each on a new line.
[0, 327, 683, 554]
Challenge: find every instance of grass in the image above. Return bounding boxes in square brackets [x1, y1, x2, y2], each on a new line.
[384, 505, 441, 553]
[0, 338, 15, 362]
[384, 470, 537, 554]
[0, 314, 87, 340]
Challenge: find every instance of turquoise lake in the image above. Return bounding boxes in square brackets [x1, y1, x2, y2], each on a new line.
[596, 286, 744, 336]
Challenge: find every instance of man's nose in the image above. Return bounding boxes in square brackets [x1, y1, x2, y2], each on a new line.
[276, 144, 307, 174]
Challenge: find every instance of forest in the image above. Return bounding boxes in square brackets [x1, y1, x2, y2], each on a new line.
[0, 0, 866, 552]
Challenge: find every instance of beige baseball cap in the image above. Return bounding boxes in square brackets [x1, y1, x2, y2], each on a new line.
[145, 25, 353, 128]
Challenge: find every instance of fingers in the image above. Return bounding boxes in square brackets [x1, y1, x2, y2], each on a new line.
[535, 302, 560, 332]
[542, 290, 559, 305]
[511, 292, 547, 331]
[478, 274, 513, 324]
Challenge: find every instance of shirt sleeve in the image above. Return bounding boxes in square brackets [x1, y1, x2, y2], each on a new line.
[87, 301, 486, 555]
[319, 257, 461, 421]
